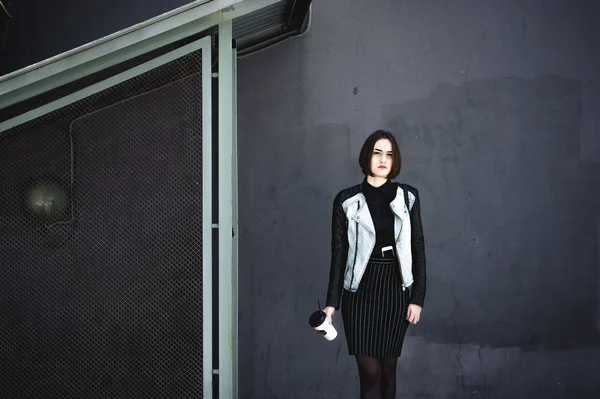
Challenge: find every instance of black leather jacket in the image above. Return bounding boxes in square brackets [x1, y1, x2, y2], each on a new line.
[325, 182, 427, 309]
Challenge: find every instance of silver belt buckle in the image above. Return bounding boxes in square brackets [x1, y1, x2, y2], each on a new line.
[381, 246, 394, 258]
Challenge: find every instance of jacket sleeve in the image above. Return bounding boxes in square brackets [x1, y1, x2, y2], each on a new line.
[325, 193, 348, 310]
[409, 187, 427, 307]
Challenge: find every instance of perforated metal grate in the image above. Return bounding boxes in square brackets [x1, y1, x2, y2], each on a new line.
[0, 50, 205, 398]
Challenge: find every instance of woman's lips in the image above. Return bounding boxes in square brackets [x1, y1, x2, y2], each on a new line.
[378, 166, 387, 169]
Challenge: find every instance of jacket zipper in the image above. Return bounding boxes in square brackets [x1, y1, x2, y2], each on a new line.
[399, 257, 406, 292]
[397, 203, 406, 291]
[349, 202, 359, 288]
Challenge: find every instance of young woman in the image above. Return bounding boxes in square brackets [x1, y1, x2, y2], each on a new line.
[323, 130, 426, 399]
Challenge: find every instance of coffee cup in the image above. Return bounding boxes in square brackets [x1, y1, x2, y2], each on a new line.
[309, 310, 337, 341]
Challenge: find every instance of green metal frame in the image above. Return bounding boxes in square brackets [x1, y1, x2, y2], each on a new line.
[218, 20, 237, 399]
[0, 0, 283, 109]
[0, 37, 215, 398]
[0, 1, 255, 396]
[232, 37, 240, 399]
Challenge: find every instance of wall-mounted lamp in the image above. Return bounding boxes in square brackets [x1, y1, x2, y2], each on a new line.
[25, 178, 69, 223]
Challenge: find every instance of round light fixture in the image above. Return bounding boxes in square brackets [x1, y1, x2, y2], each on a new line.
[25, 178, 69, 222]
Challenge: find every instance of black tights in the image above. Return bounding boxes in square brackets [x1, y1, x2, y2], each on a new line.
[355, 355, 398, 399]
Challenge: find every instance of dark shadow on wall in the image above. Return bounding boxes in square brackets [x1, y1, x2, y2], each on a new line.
[381, 76, 600, 351]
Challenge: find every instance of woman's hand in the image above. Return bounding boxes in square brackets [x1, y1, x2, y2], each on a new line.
[314, 306, 336, 334]
[323, 306, 336, 325]
[407, 304, 422, 324]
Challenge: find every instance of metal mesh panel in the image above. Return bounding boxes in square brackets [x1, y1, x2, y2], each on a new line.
[0, 50, 204, 398]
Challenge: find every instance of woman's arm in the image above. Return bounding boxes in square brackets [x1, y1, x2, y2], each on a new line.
[409, 187, 426, 308]
[325, 193, 349, 310]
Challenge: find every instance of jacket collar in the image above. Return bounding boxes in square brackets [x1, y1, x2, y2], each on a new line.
[361, 178, 396, 199]
[390, 186, 408, 219]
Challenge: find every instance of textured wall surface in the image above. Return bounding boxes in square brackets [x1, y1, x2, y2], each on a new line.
[237, 1, 600, 398]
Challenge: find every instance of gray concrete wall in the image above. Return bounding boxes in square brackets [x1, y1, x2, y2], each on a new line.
[237, 1, 600, 398]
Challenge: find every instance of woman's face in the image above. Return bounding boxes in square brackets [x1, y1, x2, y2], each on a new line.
[370, 138, 393, 178]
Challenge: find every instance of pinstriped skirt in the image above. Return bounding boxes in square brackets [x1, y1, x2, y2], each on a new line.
[341, 258, 410, 358]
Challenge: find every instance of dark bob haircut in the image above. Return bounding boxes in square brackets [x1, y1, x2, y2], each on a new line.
[359, 130, 401, 179]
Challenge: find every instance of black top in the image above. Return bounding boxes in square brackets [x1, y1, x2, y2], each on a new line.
[361, 178, 396, 258]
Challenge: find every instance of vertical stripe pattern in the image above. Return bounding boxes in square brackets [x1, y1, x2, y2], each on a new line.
[341, 258, 410, 358]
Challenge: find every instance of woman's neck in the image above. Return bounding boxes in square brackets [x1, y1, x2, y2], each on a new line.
[366, 175, 387, 188]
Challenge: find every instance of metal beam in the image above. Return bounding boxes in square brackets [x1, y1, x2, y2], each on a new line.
[0, 38, 211, 133]
[217, 19, 236, 399]
[0, 0, 284, 109]
[231, 40, 239, 399]
[201, 39, 214, 399]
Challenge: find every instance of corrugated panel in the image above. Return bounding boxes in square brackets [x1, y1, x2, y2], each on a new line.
[232, 0, 290, 39]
